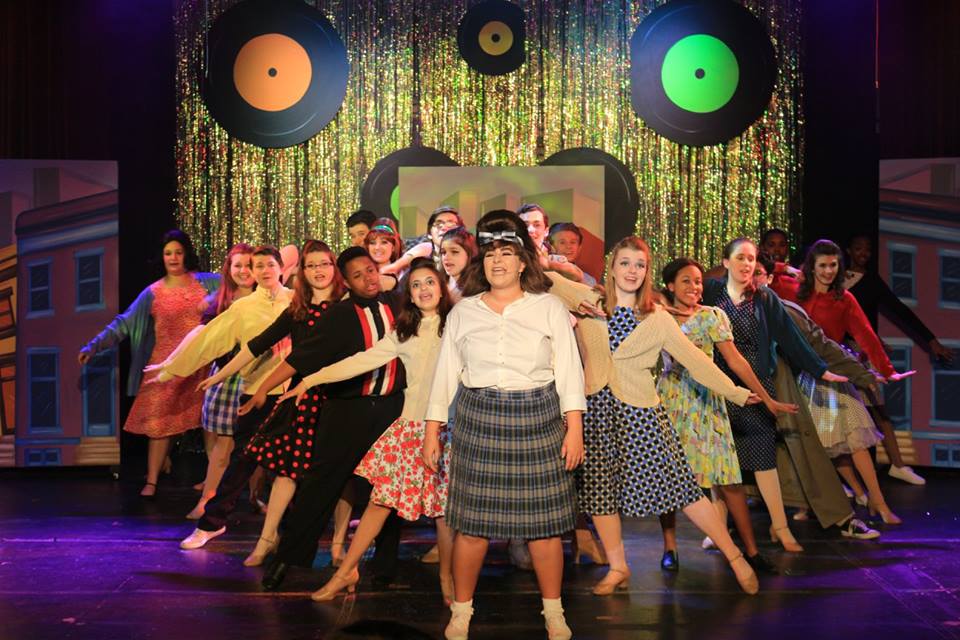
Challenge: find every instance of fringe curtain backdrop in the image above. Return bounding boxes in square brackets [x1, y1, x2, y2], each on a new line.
[174, 0, 803, 271]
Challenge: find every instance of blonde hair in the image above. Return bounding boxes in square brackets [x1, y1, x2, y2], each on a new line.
[603, 236, 656, 318]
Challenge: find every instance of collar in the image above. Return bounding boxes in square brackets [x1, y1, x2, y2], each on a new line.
[349, 292, 382, 309]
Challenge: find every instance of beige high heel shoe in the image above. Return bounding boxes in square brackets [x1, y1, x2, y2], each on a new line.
[868, 500, 903, 525]
[243, 536, 279, 567]
[727, 553, 759, 595]
[310, 567, 359, 601]
[769, 525, 804, 552]
[591, 567, 631, 596]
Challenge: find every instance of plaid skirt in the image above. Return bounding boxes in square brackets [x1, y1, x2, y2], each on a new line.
[201, 365, 241, 436]
[447, 383, 576, 539]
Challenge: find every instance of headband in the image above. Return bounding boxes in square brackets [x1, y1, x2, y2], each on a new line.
[370, 224, 395, 233]
[477, 230, 523, 246]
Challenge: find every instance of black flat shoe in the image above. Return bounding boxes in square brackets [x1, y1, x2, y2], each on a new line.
[746, 552, 779, 575]
[660, 550, 679, 572]
[261, 560, 289, 591]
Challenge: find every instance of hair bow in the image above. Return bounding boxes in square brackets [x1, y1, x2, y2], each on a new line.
[477, 230, 522, 246]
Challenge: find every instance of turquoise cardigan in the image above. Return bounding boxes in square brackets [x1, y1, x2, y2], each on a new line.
[82, 272, 220, 395]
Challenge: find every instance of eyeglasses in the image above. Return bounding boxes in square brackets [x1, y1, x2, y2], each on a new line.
[303, 262, 334, 271]
[432, 220, 458, 230]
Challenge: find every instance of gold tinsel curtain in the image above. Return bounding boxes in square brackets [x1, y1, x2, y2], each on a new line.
[175, 0, 802, 272]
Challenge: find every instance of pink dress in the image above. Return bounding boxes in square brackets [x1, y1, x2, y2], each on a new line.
[124, 279, 207, 438]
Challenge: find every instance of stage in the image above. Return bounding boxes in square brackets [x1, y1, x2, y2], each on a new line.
[1, 469, 958, 640]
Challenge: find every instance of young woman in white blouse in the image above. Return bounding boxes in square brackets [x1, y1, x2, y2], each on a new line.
[424, 210, 585, 640]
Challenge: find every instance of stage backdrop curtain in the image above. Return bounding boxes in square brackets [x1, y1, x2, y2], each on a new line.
[174, 0, 803, 271]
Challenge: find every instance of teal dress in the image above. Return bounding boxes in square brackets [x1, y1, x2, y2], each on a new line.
[657, 306, 742, 488]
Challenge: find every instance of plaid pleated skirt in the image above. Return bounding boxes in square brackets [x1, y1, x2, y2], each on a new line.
[447, 383, 577, 539]
[201, 365, 242, 436]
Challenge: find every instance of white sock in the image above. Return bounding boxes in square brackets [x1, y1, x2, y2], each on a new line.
[542, 597, 564, 615]
[451, 599, 474, 614]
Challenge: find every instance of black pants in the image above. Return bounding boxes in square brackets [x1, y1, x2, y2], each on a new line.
[198, 394, 278, 532]
[276, 393, 404, 567]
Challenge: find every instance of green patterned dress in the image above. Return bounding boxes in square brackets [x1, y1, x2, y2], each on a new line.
[657, 306, 742, 488]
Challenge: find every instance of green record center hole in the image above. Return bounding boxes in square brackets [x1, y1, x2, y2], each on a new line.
[661, 34, 739, 113]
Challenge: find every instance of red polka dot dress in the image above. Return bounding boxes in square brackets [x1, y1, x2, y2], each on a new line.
[244, 302, 330, 481]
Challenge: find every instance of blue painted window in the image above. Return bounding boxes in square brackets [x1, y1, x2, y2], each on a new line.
[28, 349, 60, 432]
[932, 347, 960, 427]
[76, 250, 104, 310]
[888, 244, 916, 302]
[83, 351, 115, 437]
[24, 448, 62, 467]
[883, 342, 912, 430]
[931, 444, 960, 469]
[28, 261, 53, 315]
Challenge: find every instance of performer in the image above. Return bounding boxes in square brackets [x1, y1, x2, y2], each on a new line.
[753, 257, 881, 540]
[383, 206, 463, 275]
[702, 237, 848, 557]
[569, 236, 759, 598]
[79, 230, 219, 497]
[364, 217, 404, 291]
[439, 226, 477, 300]
[549, 222, 597, 286]
[656, 257, 797, 572]
[787, 240, 913, 524]
[258, 246, 407, 592]
[194, 241, 347, 564]
[279, 258, 455, 603]
[144, 245, 291, 547]
[187, 243, 255, 519]
[845, 234, 953, 485]
[517, 203, 584, 282]
[424, 210, 585, 640]
[347, 209, 377, 248]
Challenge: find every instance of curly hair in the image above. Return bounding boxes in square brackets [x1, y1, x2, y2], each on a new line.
[660, 257, 704, 305]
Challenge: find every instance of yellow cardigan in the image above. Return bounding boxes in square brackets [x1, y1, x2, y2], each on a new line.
[546, 273, 751, 408]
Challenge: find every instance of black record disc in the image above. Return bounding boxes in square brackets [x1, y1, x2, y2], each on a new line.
[360, 147, 459, 220]
[204, 0, 349, 148]
[541, 148, 639, 252]
[457, 0, 526, 76]
[629, 0, 776, 147]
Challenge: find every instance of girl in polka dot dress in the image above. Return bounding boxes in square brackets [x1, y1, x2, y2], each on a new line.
[221, 240, 345, 566]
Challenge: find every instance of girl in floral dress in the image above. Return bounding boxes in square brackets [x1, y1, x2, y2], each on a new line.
[281, 258, 455, 604]
[657, 258, 797, 572]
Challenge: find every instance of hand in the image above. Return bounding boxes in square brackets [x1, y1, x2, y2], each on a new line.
[78, 351, 91, 366]
[238, 392, 267, 416]
[560, 429, 584, 471]
[576, 300, 607, 318]
[745, 393, 762, 405]
[763, 398, 799, 416]
[278, 381, 308, 403]
[422, 432, 441, 473]
[141, 374, 163, 385]
[196, 375, 222, 393]
[196, 298, 209, 314]
[886, 369, 916, 383]
[821, 370, 848, 383]
[143, 363, 164, 374]
[930, 339, 955, 362]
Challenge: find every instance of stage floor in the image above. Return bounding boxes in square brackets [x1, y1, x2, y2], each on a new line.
[1, 468, 958, 640]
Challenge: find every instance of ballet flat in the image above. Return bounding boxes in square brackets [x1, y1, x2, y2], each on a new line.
[728, 553, 759, 595]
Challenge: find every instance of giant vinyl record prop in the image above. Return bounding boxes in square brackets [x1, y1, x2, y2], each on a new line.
[360, 147, 459, 219]
[541, 148, 639, 252]
[630, 0, 776, 147]
[457, 0, 526, 75]
[204, 0, 349, 148]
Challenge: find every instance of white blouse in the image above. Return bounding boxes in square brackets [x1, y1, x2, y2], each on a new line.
[425, 292, 587, 421]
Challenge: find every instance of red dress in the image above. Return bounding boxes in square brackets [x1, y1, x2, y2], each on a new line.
[124, 279, 207, 438]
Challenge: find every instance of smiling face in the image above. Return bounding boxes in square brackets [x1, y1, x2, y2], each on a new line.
[440, 239, 469, 279]
[252, 254, 282, 290]
[813, 252, 841, 290]
[366, 234, 394, 265]
[163, 241, 187, 277]
[430, 212, 460, 244]
[229, 252, 254, 289]
[408, 266, 441, 313]
[611, 247, 648, 299]
[552, 230, 582, 263]
[667, 264, 703, 308]
[301, 250, 336, 291]
[519, 209, 547, 248]
[343, 255, 381, 298]
[847, 236, 872, 270]
[482, 243, 524, 290]
[723, 240, 758, 286]
[761, 231, 789, 263]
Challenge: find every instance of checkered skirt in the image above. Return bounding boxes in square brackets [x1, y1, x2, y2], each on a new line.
[447, 383, 577, 539]
[201, 364, 241, 436]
